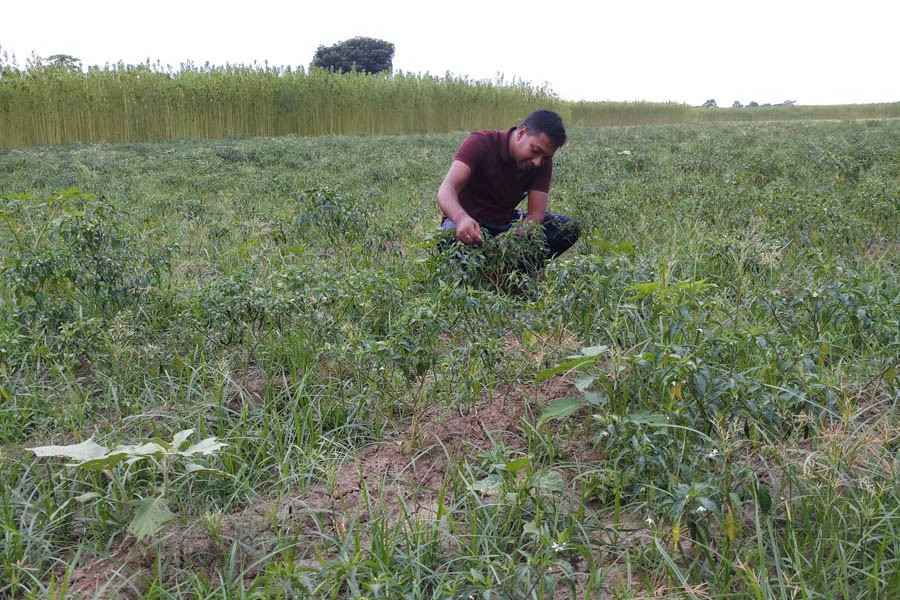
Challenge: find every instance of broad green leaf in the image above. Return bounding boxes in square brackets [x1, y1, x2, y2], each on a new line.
[77, 451, 133, 471]
[114, 442, 167, 457]
[581, 391, 608, 406]
[540, 397, 583, 421]
[124, 455, 152, 467]
[470, 474, 503, 496]
[532, 469, 566, 493]
[171, 429, 195, 451]
[581, 344, 609, 357]
[503, 457, 531, 474]
[698, 496, 718, 513]
[180, 437, 227, 457]
[523, 520, 542, 537]
[129, 497, 175, 541]
[29, 438, 108, 461]
[574, 374, 597, 392]
[183, 462, 228, 476]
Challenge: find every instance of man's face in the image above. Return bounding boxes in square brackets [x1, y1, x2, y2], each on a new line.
[509, 126, 557, 171]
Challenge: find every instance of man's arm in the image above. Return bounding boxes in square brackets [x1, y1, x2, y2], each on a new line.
[525, 190, 548, 225]
[438, 160, 483, 244]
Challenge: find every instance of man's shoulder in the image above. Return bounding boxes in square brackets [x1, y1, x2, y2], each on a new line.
[456, 128, 510, 167]
[463, 129, 503, 146]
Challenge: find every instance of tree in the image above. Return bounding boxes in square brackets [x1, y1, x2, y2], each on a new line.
[311, 37, 394, 74]
[702, 99, 717, 108]
[46, 54, 82, 70]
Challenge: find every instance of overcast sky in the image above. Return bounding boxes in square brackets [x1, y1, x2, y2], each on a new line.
[2, 0, 898, 106]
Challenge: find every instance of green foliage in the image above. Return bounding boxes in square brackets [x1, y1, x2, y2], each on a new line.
[29, 429, 227, 541]
[0, 121, 898, 598]
[311, 36, 395, 74]
[1, 188, 172, 367]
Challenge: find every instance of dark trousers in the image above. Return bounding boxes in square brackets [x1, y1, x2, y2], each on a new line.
[441, 210, 579, 259]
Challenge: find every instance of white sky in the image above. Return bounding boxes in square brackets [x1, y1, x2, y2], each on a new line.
[2, 0, 898, 106]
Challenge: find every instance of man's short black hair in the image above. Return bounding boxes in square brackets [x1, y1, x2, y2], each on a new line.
[521, 109, 567, 148]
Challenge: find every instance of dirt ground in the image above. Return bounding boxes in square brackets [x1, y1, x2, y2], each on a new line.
[64, 374, 636, 599]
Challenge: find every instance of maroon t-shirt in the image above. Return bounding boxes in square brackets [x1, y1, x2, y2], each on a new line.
[450, 127, 553, 227]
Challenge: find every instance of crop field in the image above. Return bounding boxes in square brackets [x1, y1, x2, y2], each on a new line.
[3, 62, 900, 148]
[1, 119, 898, 598]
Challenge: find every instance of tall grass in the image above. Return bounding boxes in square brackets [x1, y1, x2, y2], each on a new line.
[0, 62, 564, 148]
[3, 60, 898, 148]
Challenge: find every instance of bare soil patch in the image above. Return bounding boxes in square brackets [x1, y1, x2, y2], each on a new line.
[66, 374, 635, 597]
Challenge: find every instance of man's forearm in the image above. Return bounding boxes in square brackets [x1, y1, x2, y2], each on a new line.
[438, 183, 470, 224]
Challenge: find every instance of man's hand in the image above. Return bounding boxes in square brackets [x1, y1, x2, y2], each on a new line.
[514, 219, 541, 236]
[438, 161, 484, 244]
[455, 215, 484, 245]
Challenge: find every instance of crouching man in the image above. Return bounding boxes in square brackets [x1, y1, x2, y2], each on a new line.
[437, 109, 579, 260]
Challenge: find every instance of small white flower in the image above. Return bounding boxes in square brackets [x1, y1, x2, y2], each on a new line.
[696, 505, 708, 514]
[550, 541, 565, 553]
[645, 516, 655, 527]
[706, 449, 720, 459]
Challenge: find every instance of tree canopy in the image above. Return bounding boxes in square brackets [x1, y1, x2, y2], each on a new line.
[311, 37, 394, 74]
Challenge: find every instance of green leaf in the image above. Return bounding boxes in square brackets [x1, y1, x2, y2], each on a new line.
[626, 411, 670, 425]
[183, 462, 228, 477]
[536, 355, 597, 382]
[171, 429, 195, 451]
[503, 457, 531, 474]
[29, 438, 108, 462]
[755, 480, 772, 516]
[581, 391, 607, 406]
[470, 474, 503, 496]
[180, 437, 227, 457]
[77, 451, 133, 471]
[698, 496, 718, 513]
[629, 281, 661, 298]
[540, 397, 583, 421]
[581, 344, 609, 357]
[537, 345, 608, 382]
[129, 497, 176, 541]
[74, 492, 102, 503]
[532, 469, 566, 493]
[523, 520, 542, 537]
[115, 442, 167, 457]
[574, 374, 597, 392]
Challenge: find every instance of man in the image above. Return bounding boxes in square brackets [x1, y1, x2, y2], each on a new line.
[437, 109, 579, 260]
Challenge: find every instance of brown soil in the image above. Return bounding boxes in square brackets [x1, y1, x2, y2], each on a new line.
[63, 373, 637, 598]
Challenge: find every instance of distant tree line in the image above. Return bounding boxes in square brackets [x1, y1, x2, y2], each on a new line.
[702, 99, 798, 108]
